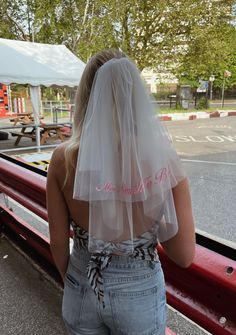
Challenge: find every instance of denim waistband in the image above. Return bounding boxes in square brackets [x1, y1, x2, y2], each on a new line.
[71, 240, 160, 268]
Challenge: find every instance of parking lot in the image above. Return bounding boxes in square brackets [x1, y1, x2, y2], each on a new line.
[166, 116, 236, 244]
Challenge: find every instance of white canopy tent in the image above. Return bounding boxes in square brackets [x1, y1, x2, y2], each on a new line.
[0, 38, 85, 147]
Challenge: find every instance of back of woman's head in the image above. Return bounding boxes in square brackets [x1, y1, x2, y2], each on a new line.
[74, 49, 126, 130]
[64, 49, 126, 182]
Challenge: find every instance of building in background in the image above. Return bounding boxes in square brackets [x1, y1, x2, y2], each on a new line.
[141, 68, 178, 101]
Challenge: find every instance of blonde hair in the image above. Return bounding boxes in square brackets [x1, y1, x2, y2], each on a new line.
[64, 49, 126, 185]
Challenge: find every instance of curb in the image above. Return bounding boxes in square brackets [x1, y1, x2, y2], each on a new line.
[159, 110, 236, 121]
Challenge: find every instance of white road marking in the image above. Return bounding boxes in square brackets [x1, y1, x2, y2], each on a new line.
[182, 159, 236, 166]
[170, 135, 236, 143]
[197, 125, 232, 129]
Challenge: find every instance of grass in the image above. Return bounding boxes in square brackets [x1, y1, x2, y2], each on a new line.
[42, 111, 71, 118]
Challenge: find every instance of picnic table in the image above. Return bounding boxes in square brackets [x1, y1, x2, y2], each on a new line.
[40, 124, 66, 145]
[11, 123, 67, 146]
[10, 113, 34, 126]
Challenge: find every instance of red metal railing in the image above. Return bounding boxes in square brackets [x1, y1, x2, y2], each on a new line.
[1, 155, 236, 335]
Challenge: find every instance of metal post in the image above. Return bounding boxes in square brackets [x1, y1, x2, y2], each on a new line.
[60, 101, 63, 117]
[210, 81, 213, 100]
[50, 101, 53, 117]
[209, 75, 215, 102]
[221, 77, 226, 108]
[35, 124, 41, 152]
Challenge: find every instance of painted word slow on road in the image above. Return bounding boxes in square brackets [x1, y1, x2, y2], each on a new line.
[171, 135, 236, 143]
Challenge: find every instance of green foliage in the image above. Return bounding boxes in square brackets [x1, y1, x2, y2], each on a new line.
[42, 87, 57, 100]
[196, 96, 209, 110]
[179, 77, 199, 88]
[0, 0, 36, 41]
[175, 1, 236, 87]
[0, 0, 236, 86]
[177, 24, 236, 88]
[175, 102, 184, 110]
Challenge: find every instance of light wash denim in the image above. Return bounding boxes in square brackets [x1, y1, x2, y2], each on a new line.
[62, 243, 167, 335]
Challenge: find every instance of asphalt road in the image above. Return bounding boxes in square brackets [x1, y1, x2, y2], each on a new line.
[165, 116, 236, 244]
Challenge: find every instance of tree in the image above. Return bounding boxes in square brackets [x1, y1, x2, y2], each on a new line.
[1, 0, 236, 81]
[100, 0, 236, 71]
[176, 2, 236, 87]
[0, 0, 36, 41]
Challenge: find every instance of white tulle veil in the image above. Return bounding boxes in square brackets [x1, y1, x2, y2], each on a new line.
[73, 57, 186, 254]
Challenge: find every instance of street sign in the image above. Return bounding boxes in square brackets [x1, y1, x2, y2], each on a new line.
[197, 80, 208, 93]
[224, 70, 232, 78]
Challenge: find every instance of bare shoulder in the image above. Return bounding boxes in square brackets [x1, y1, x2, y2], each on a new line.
[48, 144, 67, 178]
[50, 143, 69, 167]
[50, 143, 66, 163]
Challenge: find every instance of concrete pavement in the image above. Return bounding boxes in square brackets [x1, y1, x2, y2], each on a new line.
[0, 237, 67, 335]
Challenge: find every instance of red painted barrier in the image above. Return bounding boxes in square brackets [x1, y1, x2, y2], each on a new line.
[209, 111, 220, 118]
[160, 115, 172, 121]
[0, 155, 236, 335]
[0, 156, 47, 220]
[228, 111, 236, 116]
[0, 204, 51, 262]
[158, 245, 236, 335]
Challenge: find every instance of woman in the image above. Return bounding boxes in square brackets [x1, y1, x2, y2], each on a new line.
[47, 49, 195, 335]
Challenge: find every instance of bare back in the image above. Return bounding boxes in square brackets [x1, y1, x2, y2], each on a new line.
[51, 145, 90, 229]
[50, 145, 157, 237]
[48, 143, 195, 268]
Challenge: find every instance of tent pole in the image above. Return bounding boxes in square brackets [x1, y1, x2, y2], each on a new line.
[29, 85, 42, 152]
[35, 125, 41, 152]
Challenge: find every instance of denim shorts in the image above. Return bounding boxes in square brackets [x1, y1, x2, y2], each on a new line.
[62, 243, 167, 335]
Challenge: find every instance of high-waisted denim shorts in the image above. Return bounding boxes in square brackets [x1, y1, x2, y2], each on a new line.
[62, 243, 167, 335]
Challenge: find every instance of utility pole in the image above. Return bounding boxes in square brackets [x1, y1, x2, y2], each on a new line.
[209, 75, 215, 100]
[221, 77, 226, 108]
[222, 70, 232, 108]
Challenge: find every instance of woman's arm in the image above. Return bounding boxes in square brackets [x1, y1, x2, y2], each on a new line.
[160, 178, 195, 268]
[46, 147, 70, 281]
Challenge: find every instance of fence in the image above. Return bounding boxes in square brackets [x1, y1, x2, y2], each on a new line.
[41, 100, 73, 118]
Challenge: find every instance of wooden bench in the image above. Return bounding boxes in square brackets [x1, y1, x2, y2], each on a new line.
[9, 113, 33, 126]
[10, 124, 67, 146]
[11, 131, 36, 146]
[9, 114, 44, 126]
[40, 125, 65, 145]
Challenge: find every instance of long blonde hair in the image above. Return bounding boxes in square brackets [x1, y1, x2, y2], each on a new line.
[64, 49, 126, 184]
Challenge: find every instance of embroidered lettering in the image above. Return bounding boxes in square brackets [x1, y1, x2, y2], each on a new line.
[96, 167, 170, 194]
